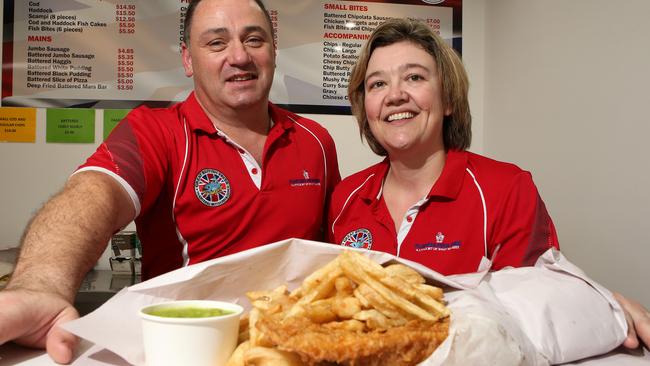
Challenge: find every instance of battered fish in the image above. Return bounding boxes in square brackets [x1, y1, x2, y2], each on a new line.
[256, 314, 450, 365]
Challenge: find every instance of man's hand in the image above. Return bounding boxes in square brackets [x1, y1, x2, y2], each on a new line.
[0, 289, 80, 364]
[614, 292, 650, 350]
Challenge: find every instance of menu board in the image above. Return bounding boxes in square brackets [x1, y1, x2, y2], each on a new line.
[2, 0, 461, 114]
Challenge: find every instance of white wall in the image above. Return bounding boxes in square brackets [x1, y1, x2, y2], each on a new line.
[311, 114, 381, 179]
[480, 0, 650, 306]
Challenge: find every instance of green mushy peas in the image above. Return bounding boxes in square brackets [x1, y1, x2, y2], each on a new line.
[146, 306, 234, 318]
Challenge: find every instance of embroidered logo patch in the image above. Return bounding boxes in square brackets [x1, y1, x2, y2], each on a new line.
[194, 169, 231, 207]
[414, 238, 461, 252]
[341, 229, 373, 249]
[289, 169, 321, 187]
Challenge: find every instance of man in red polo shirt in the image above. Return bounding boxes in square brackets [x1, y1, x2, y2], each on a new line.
[79, 92, 338, 280]
[0, 0, 339, 363]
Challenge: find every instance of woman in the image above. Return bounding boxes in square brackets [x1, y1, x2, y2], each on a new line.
[328, 17, 648, 349]
[329, 18, 558, 275]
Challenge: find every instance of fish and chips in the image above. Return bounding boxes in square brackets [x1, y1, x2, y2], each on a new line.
[227, 250, 450, 366]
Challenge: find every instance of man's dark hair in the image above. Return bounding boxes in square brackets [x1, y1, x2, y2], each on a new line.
[183, 0, 274, 45]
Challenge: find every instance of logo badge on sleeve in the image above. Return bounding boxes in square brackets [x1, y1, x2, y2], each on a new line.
[194, 169, 231, 207]
[341, 228, 373, 249]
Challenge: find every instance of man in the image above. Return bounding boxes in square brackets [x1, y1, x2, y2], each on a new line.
[0, 0, 340, 363]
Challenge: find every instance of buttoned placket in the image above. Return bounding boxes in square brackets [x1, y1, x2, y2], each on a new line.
[396, 196, 429, 257]
[215, 131, 263, 189]
[374, 177, 429, 257]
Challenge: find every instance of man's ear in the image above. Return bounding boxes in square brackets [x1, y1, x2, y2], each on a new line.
[272, 42, 277, 68]
[181, 42, 193, 77]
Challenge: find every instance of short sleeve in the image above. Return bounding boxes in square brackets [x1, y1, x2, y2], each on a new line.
[490, 172, 560, 269]
[76, 106, 172, 217]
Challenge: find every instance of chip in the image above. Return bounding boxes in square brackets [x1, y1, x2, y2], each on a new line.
[228, 251, 450, 365]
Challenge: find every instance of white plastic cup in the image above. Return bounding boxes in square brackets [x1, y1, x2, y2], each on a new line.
[139, 300, 243, 366]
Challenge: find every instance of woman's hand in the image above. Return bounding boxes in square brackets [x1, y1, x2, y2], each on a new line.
[613, 292, 650, 350]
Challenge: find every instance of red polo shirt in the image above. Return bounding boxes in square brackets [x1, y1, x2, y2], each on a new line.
[77, 93, 340, 279]
[328, 150, 558, 275]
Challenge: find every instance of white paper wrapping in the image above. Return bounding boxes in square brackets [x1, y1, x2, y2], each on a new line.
[62, 239, 627, 366]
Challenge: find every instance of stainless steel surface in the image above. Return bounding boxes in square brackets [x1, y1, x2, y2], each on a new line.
[75, 270, 139, 316]
[1, 247, 138, 314]
[0, 247, 18, 288]
[0, 247, 18, 263]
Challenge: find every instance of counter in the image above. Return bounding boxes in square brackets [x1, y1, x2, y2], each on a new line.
[1, 247, 138, 315]
[75, 270, 139, 316]
[0, 247, 17, 289]
[1, 247, 648, 365]
[1, 335, 648, 365]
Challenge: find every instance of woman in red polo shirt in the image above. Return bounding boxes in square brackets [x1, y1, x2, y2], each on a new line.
[327, 18, 648, 349]
[328, 18, 558, 275]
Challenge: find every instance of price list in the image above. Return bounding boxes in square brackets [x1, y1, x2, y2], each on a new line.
[179, 3, 187, 47]
[116, 4, 137, 34]
[5, 0, 459, 111]
[23, 1, 108, 92]
[426, 18, 442, 35]
[321, 3, 377, 102]
[117, 48, 135, 91]
[269, 9, 279, 47]
[313, 2, 453, 107]
[7, 0, 192, 105]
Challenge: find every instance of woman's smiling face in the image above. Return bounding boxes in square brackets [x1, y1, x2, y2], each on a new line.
[364, 40, 450, 157]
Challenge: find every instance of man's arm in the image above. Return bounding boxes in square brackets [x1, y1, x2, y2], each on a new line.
[0, 171, 135, 363]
